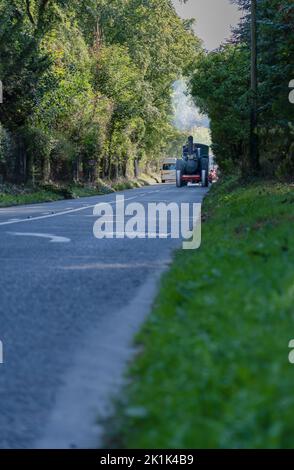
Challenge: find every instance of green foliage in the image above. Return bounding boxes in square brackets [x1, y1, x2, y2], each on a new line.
[0, 125, 8, 166]
[190, 0, 294, 179]
[0, 184, 64, 207]
[191, 126, 212, 147]
[190, 46, 250, 172]
[0, 0, 200, 184]
[0, 0, 68, 131]
[112, 179, 294, 448]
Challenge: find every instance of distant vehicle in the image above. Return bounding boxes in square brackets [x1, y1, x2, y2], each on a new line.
[209, 167, 218, 183]
[208, 155, 219, 183]
[176, 136, 209, 188]
[160, 158, 176, 183]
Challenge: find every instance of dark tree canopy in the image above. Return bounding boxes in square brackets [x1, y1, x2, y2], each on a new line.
[190, 0, 294, 179]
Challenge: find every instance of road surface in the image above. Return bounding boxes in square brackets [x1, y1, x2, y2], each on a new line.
[0, 183, 207, 448]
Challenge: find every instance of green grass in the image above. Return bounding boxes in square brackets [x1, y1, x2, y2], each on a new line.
[0, 189, 63, 207]
[0, 175, 159, 208]
[0, 183, 110, 207]
[111, 177, 294, 449]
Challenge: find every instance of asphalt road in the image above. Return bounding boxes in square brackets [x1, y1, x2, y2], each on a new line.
[0, 183, 207, 448]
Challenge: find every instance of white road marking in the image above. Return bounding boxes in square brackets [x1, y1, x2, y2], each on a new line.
[7, 232, 71, 243]
[96, 232, 171, 238]
[0, 196, 138, 226]
[60, 261, 171, 270]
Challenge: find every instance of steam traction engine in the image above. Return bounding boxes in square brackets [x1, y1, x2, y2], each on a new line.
[176, 136, 209, 187]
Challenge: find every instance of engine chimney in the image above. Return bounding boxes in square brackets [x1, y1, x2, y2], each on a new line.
[188, 136, 194, 156]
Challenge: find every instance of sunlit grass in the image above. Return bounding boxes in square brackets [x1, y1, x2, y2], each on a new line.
[114, 177, 294, 449]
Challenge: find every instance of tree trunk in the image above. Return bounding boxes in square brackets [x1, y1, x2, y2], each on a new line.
[26, 151, 35, 185]
[13, 131, 27, 184]
[134, 158, 139, 178]
[42, 154, 50, 182]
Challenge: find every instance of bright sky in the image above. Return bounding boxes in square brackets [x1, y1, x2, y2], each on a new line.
[173, 0, 241, 50]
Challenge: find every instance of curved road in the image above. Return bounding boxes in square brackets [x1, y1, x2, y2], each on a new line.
[0, 183, 207, 448]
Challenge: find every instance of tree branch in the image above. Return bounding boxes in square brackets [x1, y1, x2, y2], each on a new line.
[26, 0, 35, 25]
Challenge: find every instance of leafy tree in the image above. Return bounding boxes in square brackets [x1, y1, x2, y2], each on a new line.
[0, 0, 69, 181]
[191, 0, 293, 179]
[0, 0, 200, 184]
[190, 45, 250, 172]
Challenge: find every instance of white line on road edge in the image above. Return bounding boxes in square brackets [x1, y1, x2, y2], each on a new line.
[0, 196, 138, 227]
[7, 232, 71, 243]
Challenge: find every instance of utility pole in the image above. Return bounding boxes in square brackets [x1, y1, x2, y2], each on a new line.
[250, 0, 259, 174]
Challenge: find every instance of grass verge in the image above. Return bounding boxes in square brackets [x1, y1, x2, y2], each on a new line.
[0, 187, 62, 207]
[0, 174, 159, 208]
[108, 176, 294, 449]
